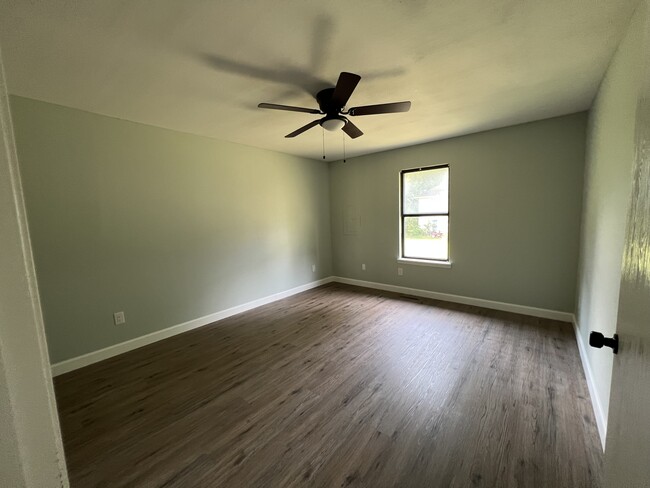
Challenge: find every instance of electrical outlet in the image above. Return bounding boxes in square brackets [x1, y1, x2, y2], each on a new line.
[361, 263, 366, 271]
[312, 264, 316, 273]
[397, 267, 403, 276]
[113, 311, 126, 325]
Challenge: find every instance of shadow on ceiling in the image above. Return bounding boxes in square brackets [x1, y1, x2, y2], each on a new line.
[195, 14, 405, 105]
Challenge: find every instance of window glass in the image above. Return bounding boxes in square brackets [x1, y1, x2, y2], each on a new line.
[402, 167, 448, 214]
[403, 216, 448, 261]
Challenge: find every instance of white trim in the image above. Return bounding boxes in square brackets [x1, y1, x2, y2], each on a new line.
[571, 315, 607, 451]
[0, 48, 69, 485]
[397, 258, 452, 268]
[51, 277, 334, 376]
[332, 276, 574, 322]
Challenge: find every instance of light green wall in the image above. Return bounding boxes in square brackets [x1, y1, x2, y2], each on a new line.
[575, 4, 645, 434]
[11, 96, 331, 364]
[11, 97, 590, 365]
[330, 113, 587, 312]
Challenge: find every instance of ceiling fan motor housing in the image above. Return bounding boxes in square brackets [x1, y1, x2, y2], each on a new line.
[316, 87, 339, 114]
[317, 87, 348, 131]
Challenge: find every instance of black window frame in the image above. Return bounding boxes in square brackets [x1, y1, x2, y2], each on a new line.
[400, 164, 450, 262]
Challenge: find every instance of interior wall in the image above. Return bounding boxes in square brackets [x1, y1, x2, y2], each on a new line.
[330, 113, 586, 313]
[575, 3, 645, 443]
[11, 96, 331, 364]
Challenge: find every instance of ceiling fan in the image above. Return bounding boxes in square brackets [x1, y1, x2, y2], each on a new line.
[258, 72, 411, 139]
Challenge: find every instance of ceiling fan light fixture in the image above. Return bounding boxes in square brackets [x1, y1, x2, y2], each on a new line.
[321, 117, 346, 132]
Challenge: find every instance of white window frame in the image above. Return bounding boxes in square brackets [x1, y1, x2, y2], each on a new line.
[399, 164, 451, 268]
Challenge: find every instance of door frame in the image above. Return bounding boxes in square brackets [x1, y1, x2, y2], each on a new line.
[0, 44, 69, 487]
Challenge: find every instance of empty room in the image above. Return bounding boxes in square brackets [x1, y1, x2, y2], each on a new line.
[1, 1, 649, 487]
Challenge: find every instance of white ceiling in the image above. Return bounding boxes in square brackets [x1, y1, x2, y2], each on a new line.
[0, 0, 638, 161]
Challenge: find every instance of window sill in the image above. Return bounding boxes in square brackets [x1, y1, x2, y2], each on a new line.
[398, 258, 452, 269]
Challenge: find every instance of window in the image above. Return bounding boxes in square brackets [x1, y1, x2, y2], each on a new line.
[400, 165, 449, 262]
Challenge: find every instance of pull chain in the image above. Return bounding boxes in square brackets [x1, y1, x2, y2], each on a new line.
[322, 128, 325, 160]
[343, 132, 346, 163]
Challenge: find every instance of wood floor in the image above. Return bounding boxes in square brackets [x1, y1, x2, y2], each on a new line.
[54, 283, 602, 487]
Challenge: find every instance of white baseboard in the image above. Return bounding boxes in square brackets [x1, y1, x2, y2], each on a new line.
[332, 276, 574, 322]
[51, 277, 334, 376]
[51, 276, 576, 377]
[571, 315, 607, 451]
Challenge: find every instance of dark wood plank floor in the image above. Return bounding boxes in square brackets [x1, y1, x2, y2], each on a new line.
[54, 283, 602, 487]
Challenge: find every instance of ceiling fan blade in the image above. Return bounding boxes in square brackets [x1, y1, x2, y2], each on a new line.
[285, 119, 321, 138]
[342, 120, 363, 139]
[258, 103, 321, 114]
[348, 101, 411, 116]
[331, 72, 361, 109]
